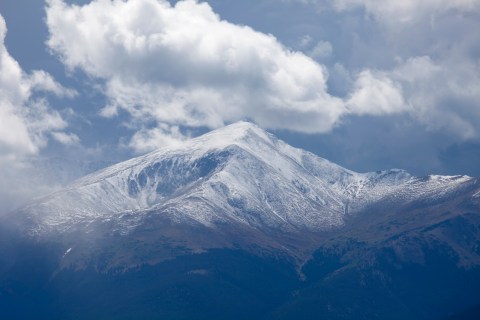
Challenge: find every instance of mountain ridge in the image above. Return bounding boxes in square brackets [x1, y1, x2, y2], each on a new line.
[2, 122, 480, 320]
[9, 121, 478, 270]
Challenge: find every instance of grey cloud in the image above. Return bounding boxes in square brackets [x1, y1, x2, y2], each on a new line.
[288, 0, 480, 141]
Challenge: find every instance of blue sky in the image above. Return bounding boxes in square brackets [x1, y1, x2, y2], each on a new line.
[0, 0, 479, 210]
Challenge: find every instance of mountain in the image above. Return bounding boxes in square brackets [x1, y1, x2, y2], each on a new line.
[1, 122, 480, 319]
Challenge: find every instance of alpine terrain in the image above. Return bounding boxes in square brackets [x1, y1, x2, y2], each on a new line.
[1, 122, 480, 319]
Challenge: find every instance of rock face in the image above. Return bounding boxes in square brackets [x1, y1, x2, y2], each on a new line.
[2, 122, 480, 319]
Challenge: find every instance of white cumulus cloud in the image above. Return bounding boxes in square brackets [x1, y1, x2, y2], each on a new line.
[45, 0, 407, 152]
[347, 70, 405, 115]
[0, 14, 76, 160]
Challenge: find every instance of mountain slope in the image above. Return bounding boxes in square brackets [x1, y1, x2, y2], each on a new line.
[2, 122, 480, 320]
[11, 122, 479, 267]
[22, 122, 353, 233]
[278, 187, 480, 319]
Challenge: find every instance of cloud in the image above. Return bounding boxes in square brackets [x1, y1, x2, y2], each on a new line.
[288, 0, 480, 142]
[128, 123, 186, 153]
[28, 70, 77, 98]
[392, 56, 480, 138]
[308, 40, 333, 60]
[0, 14, 79, 212]
[51, 131, 80, 146]
[0, 14, 76, 160]
[45, 0, 408, 151]
[331, 0, 480, 24]
[346, 70, 405, 115]
[291, 0, 480, 24]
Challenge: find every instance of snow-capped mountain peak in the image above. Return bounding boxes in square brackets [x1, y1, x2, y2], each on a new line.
[15, 122, 477, 265]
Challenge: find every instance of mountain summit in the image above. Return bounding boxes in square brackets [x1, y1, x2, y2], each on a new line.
[3, 122, 480, 319]
[12, 121, 478, 268]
